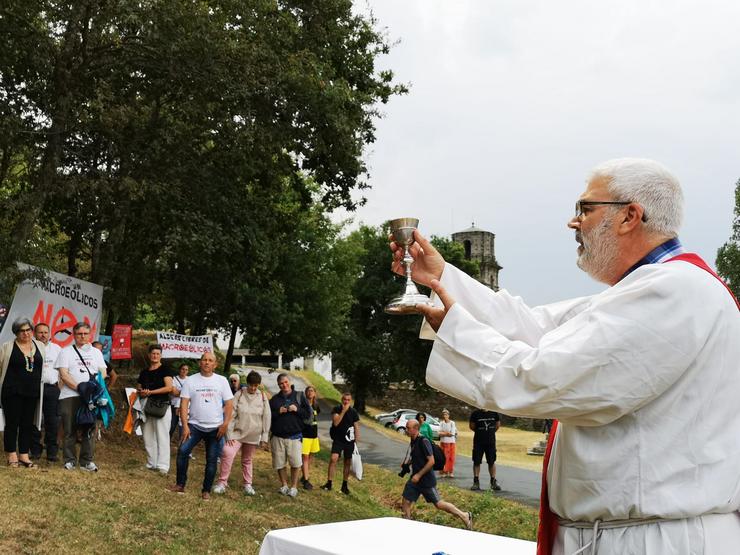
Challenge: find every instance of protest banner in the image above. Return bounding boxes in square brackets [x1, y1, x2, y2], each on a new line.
[0, 264, 103, 348]
[111, 324, 133, 360]
[156, 331, 213, 359]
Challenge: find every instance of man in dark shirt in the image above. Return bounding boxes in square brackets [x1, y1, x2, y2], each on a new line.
[469, 408, 501, 491]
[268, 373, 312, 497]
[321, 392, 360, 495]
[401, 419, 472, 528]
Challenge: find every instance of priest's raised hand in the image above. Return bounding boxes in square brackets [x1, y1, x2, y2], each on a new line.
[389, 230, 446, 287]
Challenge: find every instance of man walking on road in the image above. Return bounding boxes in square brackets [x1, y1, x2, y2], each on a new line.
[401, 419, 472, 529]
[469, 408, 501, 491]
[321, 392, 359, 495]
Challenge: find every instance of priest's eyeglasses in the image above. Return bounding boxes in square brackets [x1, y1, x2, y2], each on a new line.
[574, 200, 647, 222]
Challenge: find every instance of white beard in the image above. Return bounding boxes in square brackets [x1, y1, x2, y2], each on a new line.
[576, 216, 620, 283]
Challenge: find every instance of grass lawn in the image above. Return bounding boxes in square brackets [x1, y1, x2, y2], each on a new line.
[0, 432, 537, 554]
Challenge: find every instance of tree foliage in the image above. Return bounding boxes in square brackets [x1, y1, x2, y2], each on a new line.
[332, 225, 479, 412]
[0, 1, 406, 356]
[717, 178, 740, 299]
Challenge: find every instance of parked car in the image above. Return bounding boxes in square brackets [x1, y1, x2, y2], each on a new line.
[375, 408, 417, 427]
[391, 412, 441, 440]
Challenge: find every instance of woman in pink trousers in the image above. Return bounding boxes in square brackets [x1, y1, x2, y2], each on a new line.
[212, 370, 271, 495]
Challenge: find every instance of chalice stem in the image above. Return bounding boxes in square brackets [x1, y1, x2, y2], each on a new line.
[404, 247, 414, 283]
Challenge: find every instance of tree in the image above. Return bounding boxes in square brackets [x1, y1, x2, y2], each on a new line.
[0, 1, 406, 355]
[332, 225, 479, 412]
[717, 178, 740, 299]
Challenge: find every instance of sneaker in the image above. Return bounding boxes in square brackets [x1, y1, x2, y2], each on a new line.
[201, 492, 210, 500]
[63, 461, 76, 471]
[491, 479, 502, 492]
[212, 484, 226, 494]
[278, 485, 290, 495]
[288, 487, 298, 498]
[466, 512, 474, 530]
[80, 462, 98, 472]
[320, 481, 332, 491]
[470, 481, 481, 491]
[243, 484, 256, 496]
[303, 480, 314, 490]
[145, 463, 156, 471]
[168, 484, 185, 494]
[340, 484, 350, 495]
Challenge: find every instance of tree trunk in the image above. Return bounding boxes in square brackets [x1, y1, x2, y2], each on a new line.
[223, 322, 238, 375]
[67, 229, 80, 277]
[352, 385, 366, 414]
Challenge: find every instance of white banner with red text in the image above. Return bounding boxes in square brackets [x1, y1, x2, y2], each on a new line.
[155, 331, 213, 359]
[0, 263, 103, 348]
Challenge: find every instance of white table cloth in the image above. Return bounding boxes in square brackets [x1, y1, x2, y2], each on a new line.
[259, 516, 536, 555]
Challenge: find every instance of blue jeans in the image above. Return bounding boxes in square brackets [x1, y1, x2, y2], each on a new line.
[176, 426, 224, 492]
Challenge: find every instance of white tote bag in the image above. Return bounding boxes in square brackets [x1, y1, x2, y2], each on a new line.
[351, 444, 363, 481]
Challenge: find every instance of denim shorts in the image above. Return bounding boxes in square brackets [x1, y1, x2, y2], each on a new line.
[403, 480, 441, 504]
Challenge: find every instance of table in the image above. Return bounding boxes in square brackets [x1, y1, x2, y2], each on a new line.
[259, 516, 536, 555]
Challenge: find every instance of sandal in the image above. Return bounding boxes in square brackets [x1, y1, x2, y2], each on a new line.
[18, 460, 35, 468]
[7, 461, 19, 468]
[466, 512, 474, 530]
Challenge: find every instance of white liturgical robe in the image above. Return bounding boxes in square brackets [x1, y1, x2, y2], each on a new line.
[424, 260, 740, 554]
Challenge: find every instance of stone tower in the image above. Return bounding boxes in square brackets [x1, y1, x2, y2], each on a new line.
[451, 223, 502, 291]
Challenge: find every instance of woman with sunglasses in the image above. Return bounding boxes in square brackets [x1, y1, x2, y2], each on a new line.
[0, 318, 44, 468]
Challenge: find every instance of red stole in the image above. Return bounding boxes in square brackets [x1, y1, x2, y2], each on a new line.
[536, 253, 738, 555]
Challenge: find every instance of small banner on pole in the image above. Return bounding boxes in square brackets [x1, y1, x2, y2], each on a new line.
[156, 331, 213, 359]
[111, 324, 133, 360]
[97, 334, 112, 363]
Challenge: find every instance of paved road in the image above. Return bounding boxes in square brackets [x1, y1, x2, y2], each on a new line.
[243, 367, 541, 507]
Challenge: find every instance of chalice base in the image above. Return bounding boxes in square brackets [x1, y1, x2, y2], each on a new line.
[384, 292, 432, 315]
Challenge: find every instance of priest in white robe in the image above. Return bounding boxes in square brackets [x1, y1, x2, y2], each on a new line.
[392, 158, 740, 555]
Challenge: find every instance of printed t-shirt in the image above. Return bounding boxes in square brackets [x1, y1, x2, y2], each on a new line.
[180, 373, 234, 429]
[41, 341, 62, 385]
[330, 405, 359, 444]
[469, 409, 499, 445]
[303, 404, 321, 439]
[410, 436, 437, 488]
[171, 375, 188, 408]
[55, 343, 106, 400]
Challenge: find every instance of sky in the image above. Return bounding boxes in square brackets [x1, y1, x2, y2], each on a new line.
[344, 0, 740, 305]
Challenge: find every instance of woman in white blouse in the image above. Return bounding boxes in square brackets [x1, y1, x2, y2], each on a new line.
[438, 408, 457, 478]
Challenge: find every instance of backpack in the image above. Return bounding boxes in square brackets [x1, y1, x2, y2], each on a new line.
[430, 441, 446, 471]
[415, 437, 445, 471]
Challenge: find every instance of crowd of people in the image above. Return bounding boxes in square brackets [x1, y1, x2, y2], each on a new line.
[5, 294, 591, 540]
[1, 317, 496, 528]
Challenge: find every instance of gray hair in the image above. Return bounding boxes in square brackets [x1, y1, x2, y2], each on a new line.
[11, 317, 33, 334]
[588, 158, 684, 238]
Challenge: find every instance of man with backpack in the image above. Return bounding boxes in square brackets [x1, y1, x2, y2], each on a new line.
[400, 418, 472, 529]
[56, 322, 107, 472]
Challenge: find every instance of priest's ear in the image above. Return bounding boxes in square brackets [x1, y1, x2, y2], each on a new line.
[617, 203, 646, 235]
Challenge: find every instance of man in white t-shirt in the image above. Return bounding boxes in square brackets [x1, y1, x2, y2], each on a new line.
[169, 352, 233, 500]
[56, 322, 107, 472]
[30, 322, 63, 462]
